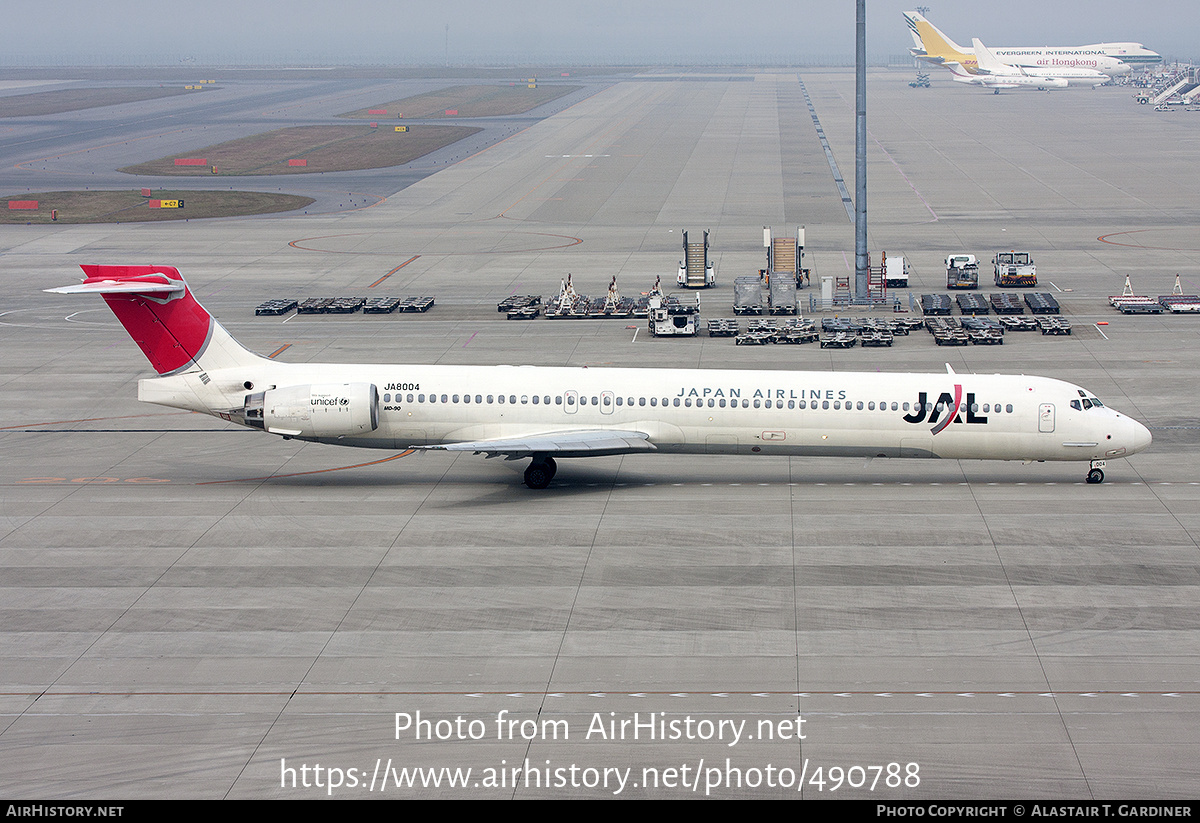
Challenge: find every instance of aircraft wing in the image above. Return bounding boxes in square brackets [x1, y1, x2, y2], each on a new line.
[419, 429, 656, 459]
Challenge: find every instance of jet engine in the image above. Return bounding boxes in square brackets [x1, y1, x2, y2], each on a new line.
[241, 383, 379, 438]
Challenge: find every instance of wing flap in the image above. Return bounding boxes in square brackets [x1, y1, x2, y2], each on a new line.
[420, 429, 655, 458]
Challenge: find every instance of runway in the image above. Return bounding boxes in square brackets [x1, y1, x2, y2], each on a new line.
[1, 67, 1199, 799]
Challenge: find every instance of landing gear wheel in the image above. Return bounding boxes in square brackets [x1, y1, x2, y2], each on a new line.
[1086, 468, 1104, 484]
[523, 456, 557, 489]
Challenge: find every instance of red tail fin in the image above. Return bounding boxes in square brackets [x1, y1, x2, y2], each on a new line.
[55, 265, 215, 375]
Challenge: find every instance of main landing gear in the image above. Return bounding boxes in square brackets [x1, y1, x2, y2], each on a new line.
[524, 456, 557, 489]
[1086, 460, 1106, 484]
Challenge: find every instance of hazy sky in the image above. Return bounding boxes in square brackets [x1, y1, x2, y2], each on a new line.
[2, 1, 1194, 66]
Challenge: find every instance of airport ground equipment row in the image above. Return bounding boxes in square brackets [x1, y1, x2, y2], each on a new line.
[734, 331, 774, 345]
[1159, 293, 1200, 312]
[860, 329, 894, 347]
[369, 296, 435, 313]
[310, 296, 435, 314]
[920, 294, 953, 315]
[497, 294, 541, 312]
[1025, 293, 1061, 314]
[956, 293, 990, 314]
[921, 292, 1060, 317]
[544, 295, 649, 319]
[1110, 275, 1199, 314]
[820, 331, 859, 348]
[989, 293, 1026, 315]
[960, 317, 1005, 345]
[1110, 293, 1200, 314]
[543, 274, 651, 319]
[301, 297, 363, 314]
[507, 305, 541, 320]
[254, 299, 298, 316]
[1037, 317, 1073, 335]
[844, 317, 915, 336]
[731, 318, 819, 345]
[707, 318, 740, 337]
[256, 296, 434, 315]
[998, 316, 1040, 332]
[818, 317, 921, 335]
[1110, 295, 1166, 314]
[926, 318, 974, 346]
[703, 314, 1073, 349]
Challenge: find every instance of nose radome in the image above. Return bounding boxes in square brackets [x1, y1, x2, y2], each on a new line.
[1131, 419, 1153, 453]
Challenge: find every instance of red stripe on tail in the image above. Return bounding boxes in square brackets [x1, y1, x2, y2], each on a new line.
[79, 265, 214, 375]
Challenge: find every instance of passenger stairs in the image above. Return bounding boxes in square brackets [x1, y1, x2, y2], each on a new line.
[763, 226, 808, 289]
[770, 236, 796, 276]
[678, 230, 715, 288]
[1152, 68, 1200, 105]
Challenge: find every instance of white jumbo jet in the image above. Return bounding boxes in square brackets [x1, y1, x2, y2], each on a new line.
[49, 265, 1151, 488]
[941, 61, 1068, 93]
[973, 38, 1108, 88]
[904, 11, 1159, 77]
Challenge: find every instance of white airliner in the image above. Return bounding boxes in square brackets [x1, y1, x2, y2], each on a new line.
[972, 38, 1109, 88]
[940, 61, 1068, 93]
[49, 266, 1152, 488]
[904, 11, 1161, 77]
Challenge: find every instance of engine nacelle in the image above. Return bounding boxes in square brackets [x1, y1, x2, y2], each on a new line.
[242, 383, 379, 439]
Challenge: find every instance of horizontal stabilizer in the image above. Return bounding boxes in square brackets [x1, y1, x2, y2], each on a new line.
[46, 280, 183, 296]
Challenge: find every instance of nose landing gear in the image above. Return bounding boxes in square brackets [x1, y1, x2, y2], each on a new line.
[1086, 460, 1106, 484]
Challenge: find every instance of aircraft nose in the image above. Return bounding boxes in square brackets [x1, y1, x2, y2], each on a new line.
[1131, 419, 1152, 454]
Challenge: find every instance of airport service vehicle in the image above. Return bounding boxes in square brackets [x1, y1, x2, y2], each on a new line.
[647, 288, 699, 337]
[904, 10, 1158, 77]
[884, 255, 910, 288]
[993, 251, 1038, 287]
[49, 265, 1151, 488]
[946, 254, 980, 289]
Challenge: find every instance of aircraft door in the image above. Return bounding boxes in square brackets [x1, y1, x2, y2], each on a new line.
[1039, 403, 1055, 433]
[564, 390, 578, 414]
[600, 391, 614, 415]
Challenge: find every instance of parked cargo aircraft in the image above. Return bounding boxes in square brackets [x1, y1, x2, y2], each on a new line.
[904, 11, 1160, 77]
[940, 61, 1068, 93]
[49, 266, 1151, 488]
[972, 38, 1109, 88]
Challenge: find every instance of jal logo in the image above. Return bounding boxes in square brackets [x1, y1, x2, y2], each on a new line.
[902, 385, 988, 434]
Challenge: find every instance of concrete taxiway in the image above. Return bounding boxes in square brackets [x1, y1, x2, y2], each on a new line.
[1, 68, 1199, 799]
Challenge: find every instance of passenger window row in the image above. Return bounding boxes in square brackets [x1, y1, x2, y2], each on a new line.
[380, 393, 1015, 414]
